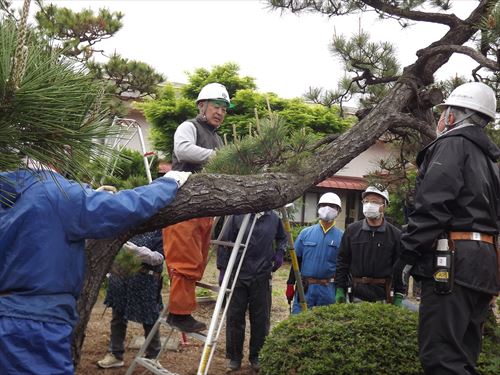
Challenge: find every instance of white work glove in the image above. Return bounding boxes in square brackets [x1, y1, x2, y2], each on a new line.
[402, 264, 413, 287]
[163, 170, 191, 188]
[122, 241, 164, 266]
[96, 185, 117, 193]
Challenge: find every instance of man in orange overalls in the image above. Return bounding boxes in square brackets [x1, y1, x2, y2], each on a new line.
[163, 83, 230, 332]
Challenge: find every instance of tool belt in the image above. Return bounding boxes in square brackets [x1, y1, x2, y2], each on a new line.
[352, 277, 393, 303]
[449, 231, 494, 245]
[352, 277, 388, 286]
[303, 277, 335, 286]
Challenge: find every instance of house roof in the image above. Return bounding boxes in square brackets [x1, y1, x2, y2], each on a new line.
[317, 176, 368, 191]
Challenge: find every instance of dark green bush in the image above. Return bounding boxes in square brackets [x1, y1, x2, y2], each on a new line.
[477, 304, 500, 375]
[261, 302, 500, 375]
[260, 303, 422, 375]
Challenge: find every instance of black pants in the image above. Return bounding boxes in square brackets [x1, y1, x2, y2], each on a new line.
[226, 274, 271, 362]
[109, 308, 161, 360]
[419, 280, 491, 375]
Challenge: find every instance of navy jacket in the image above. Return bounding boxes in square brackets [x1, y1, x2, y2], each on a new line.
[217, 211, 287, 280]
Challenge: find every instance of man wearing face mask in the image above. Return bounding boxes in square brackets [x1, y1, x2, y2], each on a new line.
[335, 186, 402, 304]
[285, 192, 344, 313]
[393, 82, 499, 375]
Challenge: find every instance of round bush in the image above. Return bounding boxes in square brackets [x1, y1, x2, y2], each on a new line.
[260, 303, 422, 375]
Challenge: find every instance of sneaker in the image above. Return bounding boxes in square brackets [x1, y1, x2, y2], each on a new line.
[97, 353, 124, 369]
[166, 313, 207, 332]
[250, 358, 260, 371]
[227, 359, 241, 371]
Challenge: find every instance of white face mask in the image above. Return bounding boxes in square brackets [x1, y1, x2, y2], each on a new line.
[318, 206, 338, 222]
[363, 203, 382, 219]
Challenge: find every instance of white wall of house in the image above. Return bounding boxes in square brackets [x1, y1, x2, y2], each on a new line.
[336, 140, 397, 178]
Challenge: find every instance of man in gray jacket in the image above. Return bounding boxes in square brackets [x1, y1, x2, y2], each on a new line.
[163, 83, 230, 333]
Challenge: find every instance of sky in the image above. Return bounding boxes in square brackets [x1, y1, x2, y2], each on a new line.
[24, 0, 480, 99]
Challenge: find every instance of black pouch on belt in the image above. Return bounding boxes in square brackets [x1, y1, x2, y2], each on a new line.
[433, 234, 455, 295]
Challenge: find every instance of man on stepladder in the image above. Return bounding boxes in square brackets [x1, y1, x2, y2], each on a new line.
[163, 83, 230, 333]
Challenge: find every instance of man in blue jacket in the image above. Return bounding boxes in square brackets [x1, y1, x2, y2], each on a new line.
[0, 164, 190, 374]
[286, 192, 344, 313]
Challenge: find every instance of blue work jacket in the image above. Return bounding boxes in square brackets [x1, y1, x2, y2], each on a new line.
[0, 169, 178, 327]
[295, 223, 343, 279]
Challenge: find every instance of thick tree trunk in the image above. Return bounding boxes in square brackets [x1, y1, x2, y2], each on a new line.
[71, 1, 493, 366]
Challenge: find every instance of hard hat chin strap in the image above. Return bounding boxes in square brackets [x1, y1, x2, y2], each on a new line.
[444, 107, 474, 132]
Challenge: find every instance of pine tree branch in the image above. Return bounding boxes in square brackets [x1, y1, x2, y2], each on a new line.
[417, 44, 499, 71]
[361, 0, 462, 27]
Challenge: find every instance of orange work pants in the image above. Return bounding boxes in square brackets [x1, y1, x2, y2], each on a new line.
[163, 217, 213, 314]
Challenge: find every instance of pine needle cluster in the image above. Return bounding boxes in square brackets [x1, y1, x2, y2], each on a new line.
[110, 247, 142, 277]
[203, 113, 323, 175]
[0, 19, 113, 178]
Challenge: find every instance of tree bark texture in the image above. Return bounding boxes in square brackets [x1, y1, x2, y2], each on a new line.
[72, 0, 497, 365]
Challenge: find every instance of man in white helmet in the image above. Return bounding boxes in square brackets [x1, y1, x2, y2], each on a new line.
[335, 186, 402, 305]
[163, 83, 230, 332]
[393, 82, 500, 374]
[285, 192, 344, 313]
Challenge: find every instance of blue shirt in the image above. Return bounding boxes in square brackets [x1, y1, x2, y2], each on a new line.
[295, 223, 343, 279]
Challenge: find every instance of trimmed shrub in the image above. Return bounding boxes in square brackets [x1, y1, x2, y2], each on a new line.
[477, 304, 500, 375]
[260, 303, 421, 375]
[261, 302, 500, 375]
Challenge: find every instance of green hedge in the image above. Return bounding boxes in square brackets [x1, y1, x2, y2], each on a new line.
[260, 303, 500, 375]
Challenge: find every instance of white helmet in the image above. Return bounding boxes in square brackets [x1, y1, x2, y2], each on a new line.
[318, 192, 342, 209]
[438, 82, 496, 120]
[362, 186, 390, 204]
[196, 83, 231, 106]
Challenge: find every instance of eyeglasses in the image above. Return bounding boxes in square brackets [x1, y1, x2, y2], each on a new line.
[362, 200, 385, 205]
[208, 100, 228, 113]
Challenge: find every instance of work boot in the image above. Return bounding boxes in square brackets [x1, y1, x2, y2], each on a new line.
[97, 353, 124, 369]
[226, 359, 241, 372]
[166, 313, 206, 332]
[250, 358, 260, 372]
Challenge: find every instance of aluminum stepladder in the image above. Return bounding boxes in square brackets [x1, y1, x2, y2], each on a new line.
[101, 117, 155, 184]
[126, 213, 259, 375]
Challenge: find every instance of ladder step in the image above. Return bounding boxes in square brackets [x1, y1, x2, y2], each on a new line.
[210, 239, 246, 248]
[196, 281, 221, 293]
[133, 358, 179, 375]
[196, 281, 231, 294]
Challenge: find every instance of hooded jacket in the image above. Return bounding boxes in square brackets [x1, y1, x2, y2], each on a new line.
[0, 169, 178, 327]
[401, 124, 500, 294]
